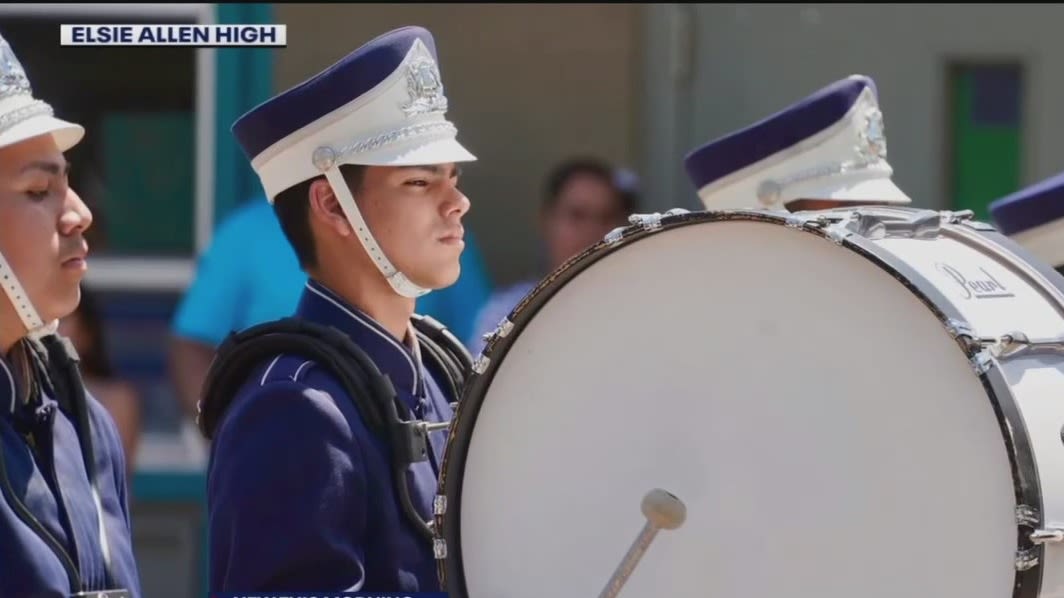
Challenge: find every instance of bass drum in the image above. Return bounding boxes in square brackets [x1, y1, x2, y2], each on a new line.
[434, 206, 1064, 598]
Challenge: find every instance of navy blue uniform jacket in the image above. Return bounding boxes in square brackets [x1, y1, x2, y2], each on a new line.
[207, 280, 455, 592]
[0, 339, 142, 597]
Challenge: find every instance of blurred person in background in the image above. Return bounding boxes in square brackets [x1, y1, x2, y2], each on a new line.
[168, 195, 491, 419]
[467, 157, 638, 354]
[167, 197, 304, 419]
[58, 285, 141, 476]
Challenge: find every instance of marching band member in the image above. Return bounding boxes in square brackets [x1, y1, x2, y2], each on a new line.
[989, 171, 1064, 275]
[198, 26, 476, 593]
[683, 74, 913, 211]
[0, 33, 141, 597]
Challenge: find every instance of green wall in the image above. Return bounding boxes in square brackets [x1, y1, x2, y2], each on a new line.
[949, 65, 1023, 221]
[213, 3, 276, 223]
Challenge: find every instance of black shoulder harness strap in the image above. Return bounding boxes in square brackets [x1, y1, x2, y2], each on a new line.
[196, 314, 471, 542]
[33, 334, 123, 592]
[409, 313, 473, 405]
[197, 315, 471, 440]
[197, 318, 394, 441]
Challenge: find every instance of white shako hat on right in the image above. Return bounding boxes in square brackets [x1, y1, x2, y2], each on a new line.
[683, 74, 912, 210]
[989, 171, 1064, 270]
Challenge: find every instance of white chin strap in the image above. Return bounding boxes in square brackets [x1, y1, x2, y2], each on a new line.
[321, 166, 431, 299]
[0, 250, 56, 341]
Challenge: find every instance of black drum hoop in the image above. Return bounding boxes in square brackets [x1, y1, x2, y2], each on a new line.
[434, 207, 1044, 598]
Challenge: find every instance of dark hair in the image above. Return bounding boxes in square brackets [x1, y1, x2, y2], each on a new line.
[272, 164, 367, 270]
[69, 286, 113, 379]
[542, 157, 637, 215]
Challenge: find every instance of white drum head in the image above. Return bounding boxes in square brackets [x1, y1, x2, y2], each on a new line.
[439, 214, 1021, 598]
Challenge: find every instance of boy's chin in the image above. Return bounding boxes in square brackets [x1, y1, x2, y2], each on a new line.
[410, 264, 462, 292]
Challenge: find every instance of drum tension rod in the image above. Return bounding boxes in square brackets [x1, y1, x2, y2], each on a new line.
[1030, 528, 1064, 545]
[975, 331, 1064, 359]
[1018, 506, 1064, 548]
[418, 421, 451, 433]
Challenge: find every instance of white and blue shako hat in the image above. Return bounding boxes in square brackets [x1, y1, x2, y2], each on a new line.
[989, 171, 1064, 269]
[232, 26, 477, 298]
[683, 75, 911, 211]
[0, 32, 84, 338]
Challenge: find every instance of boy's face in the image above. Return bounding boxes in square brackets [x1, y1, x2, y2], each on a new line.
[353, 163, 470, 289]
[0, 134, 92, 328]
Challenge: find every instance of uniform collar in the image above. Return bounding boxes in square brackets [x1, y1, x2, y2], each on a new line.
[297, 279, 424, 396]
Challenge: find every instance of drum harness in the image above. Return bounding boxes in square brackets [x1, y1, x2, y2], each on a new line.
[197, 313, 472, 544]
[0, 335, 130, 597]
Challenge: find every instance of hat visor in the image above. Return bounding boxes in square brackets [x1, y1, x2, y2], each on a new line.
[697, 176, 912, 210]
[792, 176, 912, 206]
[1012, 217, 1064, 269]
[0, 115, 84, 153]
[343, 136, 477, 168]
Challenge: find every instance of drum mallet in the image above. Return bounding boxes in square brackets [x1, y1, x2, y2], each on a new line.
[596, 488, 687, 598]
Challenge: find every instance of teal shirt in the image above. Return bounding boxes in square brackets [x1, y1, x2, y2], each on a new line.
[172, 199, 491, 346]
